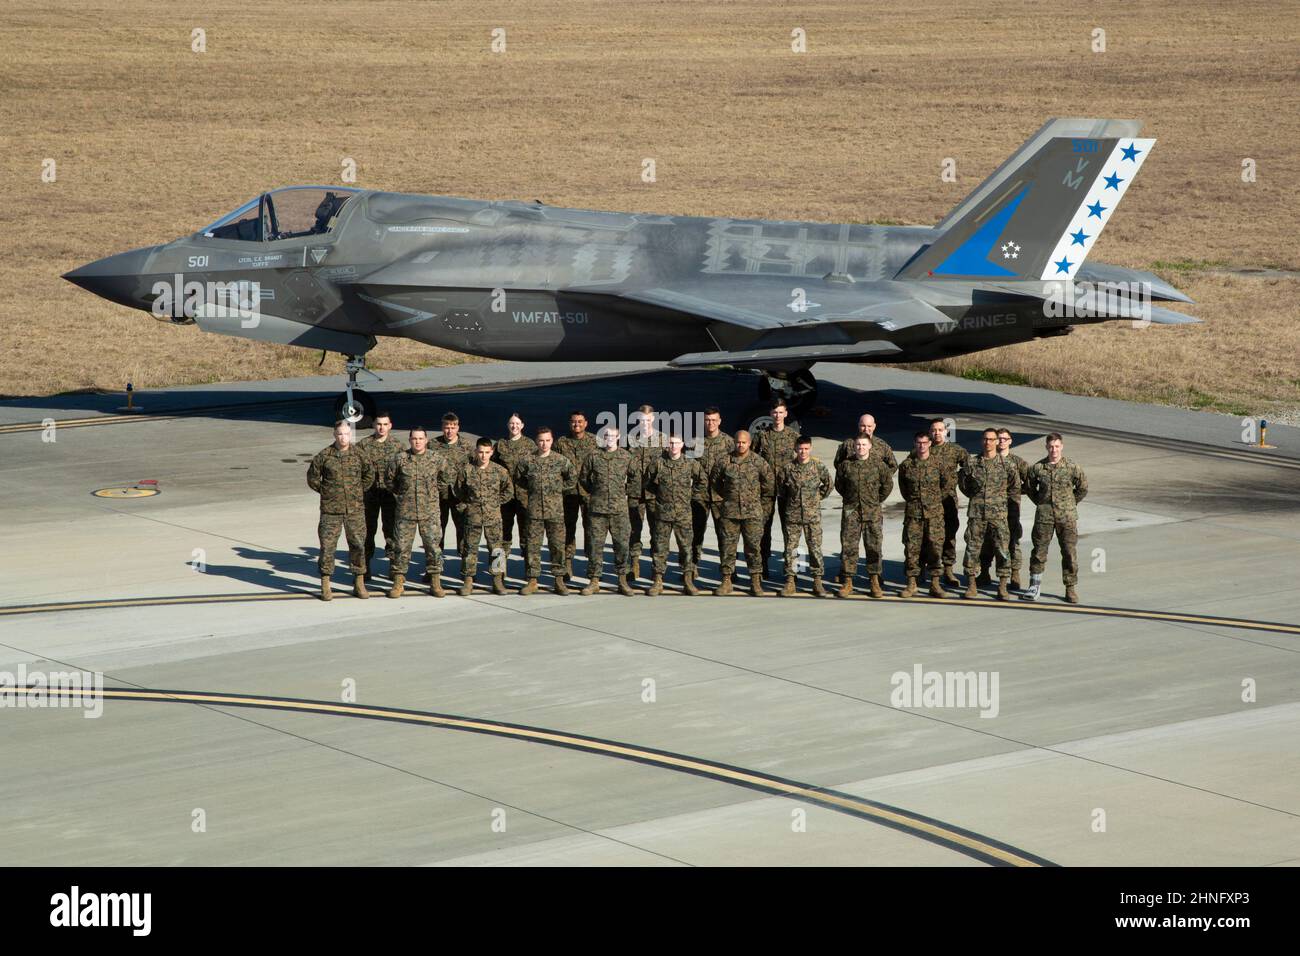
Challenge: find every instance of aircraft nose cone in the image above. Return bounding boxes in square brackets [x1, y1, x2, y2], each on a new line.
[63, 247, 158, 309]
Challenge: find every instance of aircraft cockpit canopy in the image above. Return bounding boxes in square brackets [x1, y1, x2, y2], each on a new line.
[201, 187, 360, 241]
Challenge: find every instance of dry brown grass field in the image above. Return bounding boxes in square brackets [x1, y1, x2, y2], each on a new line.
[2, 0, 1297, 416]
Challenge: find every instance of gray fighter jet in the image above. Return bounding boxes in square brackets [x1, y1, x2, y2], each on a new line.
[65, 118, 1195, 420]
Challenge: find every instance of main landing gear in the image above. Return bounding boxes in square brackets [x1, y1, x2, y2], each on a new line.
[756, 368, 818, 413]
[333, 353, 380, 426]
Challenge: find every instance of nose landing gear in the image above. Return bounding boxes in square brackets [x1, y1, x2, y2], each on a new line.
[333, 353, 380, 426]
[756, 368, 818, 413]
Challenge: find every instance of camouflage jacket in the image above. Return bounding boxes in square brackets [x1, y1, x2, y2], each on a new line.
[516, 452, 577, 520]
[432, 436, 475, 500]
[929, 441, 968, 497]
[454, 461, 514, 519]
[1001, 452, 1030, 503]
[493, 435, 538, 505]
[387, 449, 450, 521]
[307, 445, 374, 515]
[834, 434, 898, 473]
[834, 455, 895, 514]
[356, 434, 406, 492]
[579, 447, 641, 515]
[645, 454, 705, 523]
[710, 451, 775, 520]
[555, 432, 598, 498]
[626, 430, 668, 502]
[778, 457, 831, 524]
[1025, 457, 1088, 518]
[753, 423, 801, 473]
[898, 454, 953, 519]
[958, 454, 1020, 515]
[692, 432, 736, 504]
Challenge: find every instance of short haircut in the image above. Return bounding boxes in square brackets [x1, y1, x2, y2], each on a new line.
[982, 428, 998, 437]
[536, 426, 554, 439]
[637, 404, 655, 414]
[373, 410, 393, 422]
[929, 418, 946, 428]
[996, 428, 1012, 438]
[771, 398, 788, 411]
[333, 420, 352, 430]
[568, 410, 587, 419]
[507, 411, 524, 423]
[796, 434, 812, 446]
[475, 436, 493, 448]
[914, 430, 930, 441]
[703, 406, 721, 417]
[409, 426, 427, 436]
[1046, 432, 1064, 444]
[441, 412, 459, 424]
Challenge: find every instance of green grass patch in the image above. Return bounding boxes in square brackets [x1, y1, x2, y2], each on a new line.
[959, 367, 1033, 387]
[1149, 258, 1230, 272]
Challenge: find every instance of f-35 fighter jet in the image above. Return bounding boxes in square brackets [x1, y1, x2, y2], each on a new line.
[65, 118, 1195, 420]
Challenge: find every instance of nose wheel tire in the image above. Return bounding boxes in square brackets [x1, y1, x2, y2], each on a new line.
[335, 388, 376, 427]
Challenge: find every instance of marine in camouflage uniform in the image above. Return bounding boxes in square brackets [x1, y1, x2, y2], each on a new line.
[307, 432, 376, 598]
[626, 422, 667, 584]
[515, 445, 577, 593]
[709, 432, 775, 596]
[644, 441, 706, 594]
[833, 435, 898, 473]
[753, 416, 801, 580]
[958, 433, 1021, 600]
[928, 427, 968, 583]
[1024, 443, 1088, 603]
[357, 430, 406, 578]
[494, 432, 537, 559]
[835, 441, 895, 597]
[453, 450, 513, 595]
[433, 433, 474, 550]
[980, 438, 1030, 588]
[555, 425, 598, 579]
[776, 445, 831, 596]
[691, 428, 735, 568]
[388, 445, 453, 597]
[896, 439, 953, 598]
[578, 438, 642, 596]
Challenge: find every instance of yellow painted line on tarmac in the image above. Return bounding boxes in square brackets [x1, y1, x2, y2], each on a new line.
[0, 685, 1054, 867]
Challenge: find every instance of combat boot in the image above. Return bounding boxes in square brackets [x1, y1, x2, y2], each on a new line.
[354, 574, 370, 599]
[429, 574, 446, 598]
[962, 578, 979, 600]
[563, 558, 574, 582]
[749, 574, 765, 597]
[320, 576, 333, 602]
[683, 570, 700, 596]
[625, 571, 637, 589]
[1019, 574, 1041, 602]
[942, 565, 961, 586]
[519, 577, 539, 595]
[714, 574, 733, 596]
[900, 577, 918, 598]
[781, 576, 796, 597]
[646, 574, 664, 596]
[869, 574, 884, 599]
[491, 574, 507, 595]
[555, 577, 569, 596]
[363, 561, 373, 584]
[458, 577, 473, 597]
[996, 580, 1011, 601]
[618, 577, 636, 597]
[1065, 585, 1079, 604]
[388, 575, 404, 599]
[838, 577, 853, 598]
[811, 575, 827, 597]
[580, 579, 600, 596]
[1010, 572, 1022, 591]
[929, 572, 947, 598]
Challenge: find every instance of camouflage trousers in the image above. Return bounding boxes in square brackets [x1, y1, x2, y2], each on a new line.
[318, 511, 366, 576]
[761, 508, 789, 577]
[651, 515, 695, 577]
[783, 519, 824, 576]
[980, 499, 1022, 574]
[363, 489, 398, 570]
[841, 506, 884, 578]
[563, 494, 592, 566]
[588, 509, 632, 578]
[394, 515, 444, 579]
[941, 495, 960, 567]
[628, 502, 658, 575]
[902, 508, 944, 579]
[718, 515, 764, 577]
[460, 513, 506, 579]
[690, 501, 723, 566]
[439, 497, 465, 551]
[964, 505, 1010, 580]
[525, 516, 567, 580]
[501, 499, 529, 557]
[1030, 512, 1080, 585]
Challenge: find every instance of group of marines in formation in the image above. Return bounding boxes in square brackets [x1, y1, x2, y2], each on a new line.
[307, 401, 1088, 603]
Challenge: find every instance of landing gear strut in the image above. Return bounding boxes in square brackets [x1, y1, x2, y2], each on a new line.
[757, 369, 818, 413]
[333, 353, 380, 427]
